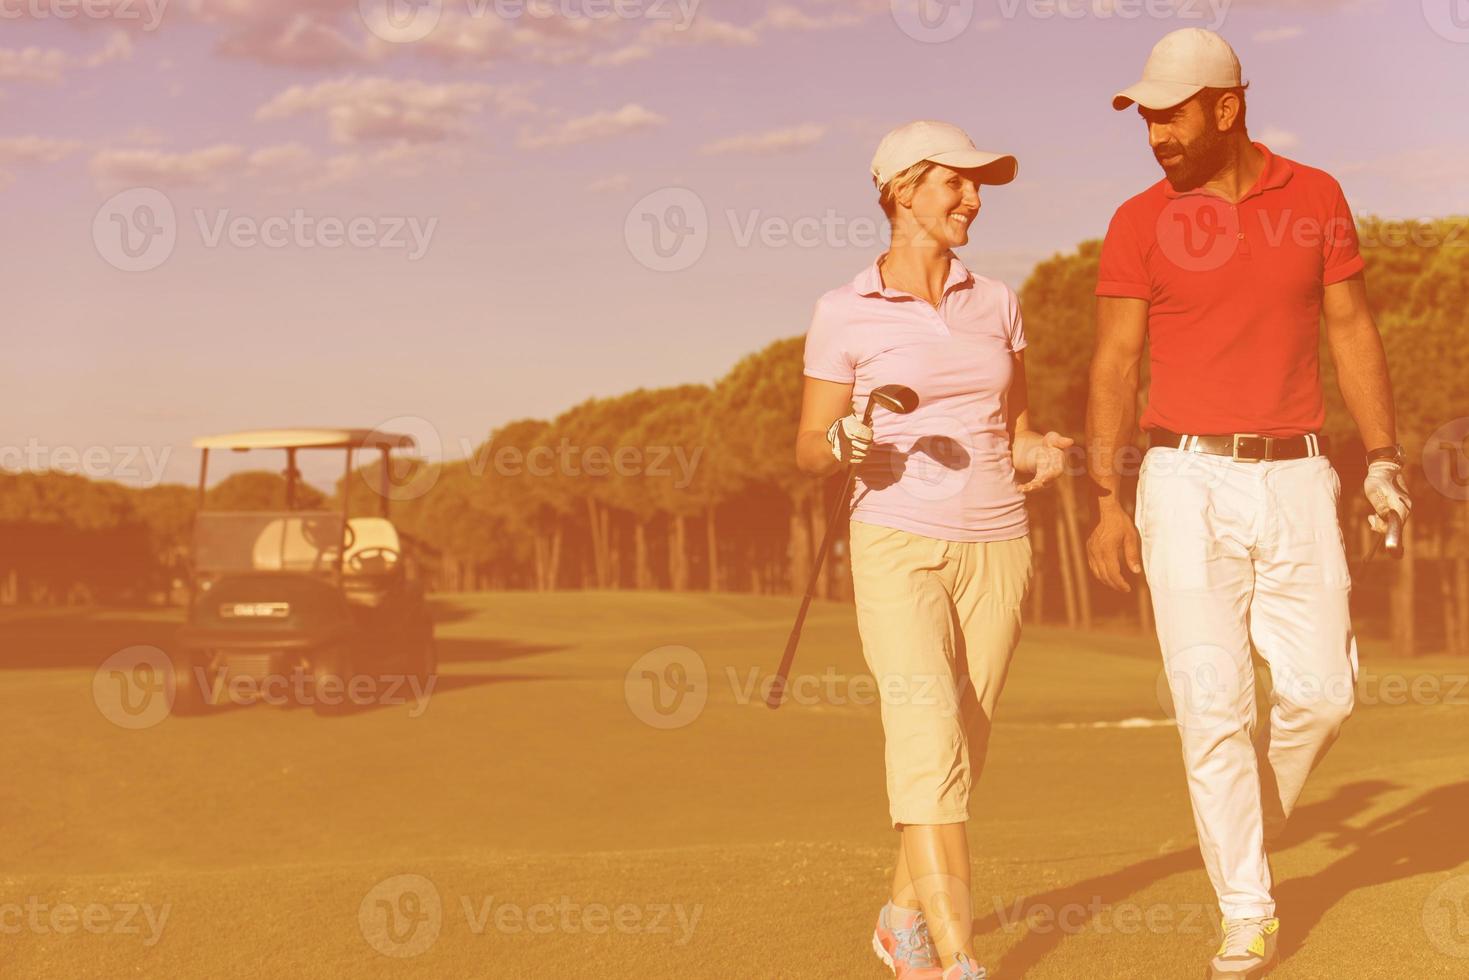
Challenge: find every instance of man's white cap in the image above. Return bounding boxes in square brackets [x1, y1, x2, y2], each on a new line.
[870, 120, 1017, 188]
[1112, 28, 1242, 111]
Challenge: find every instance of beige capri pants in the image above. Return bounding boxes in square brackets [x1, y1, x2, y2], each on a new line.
[849, 520, 1033, 828]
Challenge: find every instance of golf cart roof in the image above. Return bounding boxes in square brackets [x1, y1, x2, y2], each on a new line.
[192, 429, 417, 452]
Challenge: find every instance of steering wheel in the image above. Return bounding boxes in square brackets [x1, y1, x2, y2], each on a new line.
[301, 519, 355, 572]
[348, 546, 401, 575]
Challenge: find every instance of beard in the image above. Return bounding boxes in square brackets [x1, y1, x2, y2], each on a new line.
[1155, 126, 1229, 191]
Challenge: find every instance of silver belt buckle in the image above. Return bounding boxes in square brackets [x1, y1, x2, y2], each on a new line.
[1232, 433, 1268, 462]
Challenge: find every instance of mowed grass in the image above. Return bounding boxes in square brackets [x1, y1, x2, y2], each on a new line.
[1, 593, 1467, 979]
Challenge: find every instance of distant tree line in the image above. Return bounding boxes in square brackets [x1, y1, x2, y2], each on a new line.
[3, 217, 1464, 655]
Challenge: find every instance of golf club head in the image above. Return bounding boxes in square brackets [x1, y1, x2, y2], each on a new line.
[866, 384, 919, 421]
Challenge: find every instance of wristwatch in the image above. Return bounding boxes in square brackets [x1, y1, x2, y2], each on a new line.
[1365, 443, 1406, 467]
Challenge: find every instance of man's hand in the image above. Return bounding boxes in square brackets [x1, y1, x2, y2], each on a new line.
[1087, 505, 1143, 593]
[1364, 460, 1412, 533]
[826, 413, 873, 465]
[1014, 430, 1076, 493]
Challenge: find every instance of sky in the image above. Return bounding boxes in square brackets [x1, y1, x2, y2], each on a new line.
[4, 0, 1467, 491]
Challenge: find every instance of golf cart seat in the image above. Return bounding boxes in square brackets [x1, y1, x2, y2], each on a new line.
[250, 513, 345, 571]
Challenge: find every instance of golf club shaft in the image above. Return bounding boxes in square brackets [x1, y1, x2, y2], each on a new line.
[766, 400, 877, 710]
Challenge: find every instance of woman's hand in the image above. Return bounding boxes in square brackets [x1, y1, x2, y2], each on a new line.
[1013, 430, 1075, 493]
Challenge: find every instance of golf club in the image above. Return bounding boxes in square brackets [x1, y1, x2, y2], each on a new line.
[766, 383, 920, 710]
[1365, 510, 1405, 562]
[1384, 510, 1404, 559]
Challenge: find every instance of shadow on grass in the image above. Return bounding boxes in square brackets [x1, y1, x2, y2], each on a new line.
[435, 636, 566, 665]
[0, 611, 565, 670]
[1276, 779, 1469, 965]
[974, 780, 1398, 978]
[0, 613, 183, 669]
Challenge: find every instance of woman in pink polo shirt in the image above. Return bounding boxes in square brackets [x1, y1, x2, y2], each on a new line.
[796, 121, 1071, 980]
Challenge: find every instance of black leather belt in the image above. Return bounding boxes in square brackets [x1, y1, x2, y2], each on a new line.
[1146, 428, 1328, 462]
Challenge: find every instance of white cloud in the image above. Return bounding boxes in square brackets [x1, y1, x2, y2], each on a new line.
[89, 144, 246, 189]
[0, 47, 71, 83]
[699, 123, 827, 156]
[1257, 127, 1300, 150]
[756, 3, 866, 30]
[1253, 26, 1304, 42]
[0, 31, 137, 85]
[0, 136, 84, 165]
[586, 173, 632, 193]
[517, 104, 666, 150]
[85, 31, 135, 67]
[256, 76, 534, 144]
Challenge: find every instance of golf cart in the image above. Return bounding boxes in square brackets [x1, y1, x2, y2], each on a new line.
[173, 428, 437, 715]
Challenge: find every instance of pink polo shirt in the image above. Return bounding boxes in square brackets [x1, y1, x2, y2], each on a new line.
[803, 254, 1028, 543]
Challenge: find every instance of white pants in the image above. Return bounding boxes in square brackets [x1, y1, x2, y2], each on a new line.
[1136, 448, 1358, 920]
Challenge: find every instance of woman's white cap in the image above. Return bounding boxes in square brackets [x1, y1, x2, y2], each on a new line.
[870, 120, 1018, 189]
[1112, 28, 1242, 111]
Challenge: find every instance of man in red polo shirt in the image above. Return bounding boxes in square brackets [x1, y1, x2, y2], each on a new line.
[1084, 29, 1411, 980]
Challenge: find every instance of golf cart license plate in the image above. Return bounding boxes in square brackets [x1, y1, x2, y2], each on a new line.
[220, 602, 291, 619]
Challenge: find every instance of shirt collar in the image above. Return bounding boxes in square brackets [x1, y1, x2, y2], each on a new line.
[1162, 142, 1293, 202]
[854, 251, 974, 300]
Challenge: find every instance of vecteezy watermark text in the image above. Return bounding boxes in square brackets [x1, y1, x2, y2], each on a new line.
[0, 897, 170, 947]
[94, 188, 438, 272]
[0, 0, 169, 30]
[358, 873, 701, 958]
[0, 439, 170, 485]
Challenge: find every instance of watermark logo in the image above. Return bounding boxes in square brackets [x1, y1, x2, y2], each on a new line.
[1423, 0, 1469, 43]
[360, 874, 444, 958]
[890, 0, 974, 43]
[362, 415, 442, 502]
[1424, 418, 1469, 502]
[93, 188, 176, 273]
[360, 0, 445, 42]
[93, 646, 174, 730]
[1423, 875, 1469, 958]
[1155, 196, 1240, 273]
[1156, 643, 1240, 735]
[624, 188, 708, 272]
[625, 645, 707, 729]
[884, 414, 975, 504]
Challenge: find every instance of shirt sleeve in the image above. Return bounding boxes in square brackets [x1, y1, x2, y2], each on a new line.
[1006, 285, 1027, 353]
[1096, 205, 1152, 300]
[802, 294, 856, 383]
[1322, 179, 1366, 285]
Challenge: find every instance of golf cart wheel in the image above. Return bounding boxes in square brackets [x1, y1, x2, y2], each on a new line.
[311, 645, 355, 717]
[170, 652, 212, 716]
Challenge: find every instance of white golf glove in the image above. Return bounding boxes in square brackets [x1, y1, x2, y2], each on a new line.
[1364, 460, 1412, 533]
[826, 413, 873, 464]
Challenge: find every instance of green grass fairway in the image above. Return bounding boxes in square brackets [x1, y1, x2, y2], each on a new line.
[3, 594, 1467, 978]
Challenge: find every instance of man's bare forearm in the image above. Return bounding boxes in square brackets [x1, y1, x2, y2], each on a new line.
[1328, 314, 1397, 452]
[1086, 357, 1139, 513]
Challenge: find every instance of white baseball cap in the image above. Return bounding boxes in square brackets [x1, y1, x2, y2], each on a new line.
[870, 120, 1017, 189]
[1112, 28, 1242, 111]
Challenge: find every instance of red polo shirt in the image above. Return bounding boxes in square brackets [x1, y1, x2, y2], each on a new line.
[1096, 143, 1365, 436]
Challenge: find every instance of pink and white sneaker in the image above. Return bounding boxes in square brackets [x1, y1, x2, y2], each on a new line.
[942, 952, 988, 980]
[872, 901, 940, 977]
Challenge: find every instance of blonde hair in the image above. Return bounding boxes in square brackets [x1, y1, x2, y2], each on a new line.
[876, 160, 938, 221]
